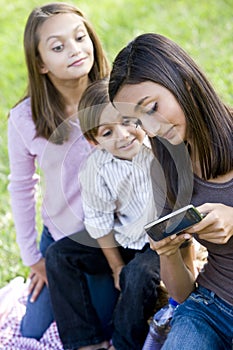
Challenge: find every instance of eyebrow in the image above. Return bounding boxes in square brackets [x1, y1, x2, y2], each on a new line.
[46, 24, 83, 43]
[134, 96, 150, 112]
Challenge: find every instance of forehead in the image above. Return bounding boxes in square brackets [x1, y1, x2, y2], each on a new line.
[99, 103, 121, 124]
[114, 81, 160, 115]
[38, 13, 85, 39]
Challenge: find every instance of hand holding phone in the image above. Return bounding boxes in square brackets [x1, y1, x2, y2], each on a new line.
[144, 204, 205, 242]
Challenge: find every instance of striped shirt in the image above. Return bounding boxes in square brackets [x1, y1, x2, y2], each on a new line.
[79, 144, 158, 249]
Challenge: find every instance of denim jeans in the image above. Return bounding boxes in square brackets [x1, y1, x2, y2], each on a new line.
[21, 226, 118, 340]
[162, 285, 233, 350]
[20, 226, 54, 339]
[46, 230, 160, 350]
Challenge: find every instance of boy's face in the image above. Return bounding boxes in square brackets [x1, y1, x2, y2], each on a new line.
[95, 103, 145, 160]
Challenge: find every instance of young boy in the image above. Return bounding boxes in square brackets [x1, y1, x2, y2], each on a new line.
[46, 79, 161, 350]
[75, 79, 161, 350]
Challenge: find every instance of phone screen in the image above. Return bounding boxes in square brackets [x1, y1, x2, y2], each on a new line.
[145, 205, 203, 241]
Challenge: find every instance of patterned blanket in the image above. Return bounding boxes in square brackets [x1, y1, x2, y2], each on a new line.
[0, 277, 63, 350]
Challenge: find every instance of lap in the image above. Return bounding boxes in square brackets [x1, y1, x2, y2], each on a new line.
[163, 286, 233, 350]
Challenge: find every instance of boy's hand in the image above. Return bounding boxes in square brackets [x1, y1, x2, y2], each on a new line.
[112, 264, 124, 291]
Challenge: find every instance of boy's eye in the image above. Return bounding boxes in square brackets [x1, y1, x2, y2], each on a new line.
[146, 102, 158, 115]
[52, 44, 64, 52]
[102, 129, 112, 137]
[122, 118, 142, 128]
[122, 119, 131, 126]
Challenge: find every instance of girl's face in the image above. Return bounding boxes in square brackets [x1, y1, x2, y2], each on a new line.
[95, 103, 145, 160]
[114, 81, 187, 145]
[38, 13, 94, 84]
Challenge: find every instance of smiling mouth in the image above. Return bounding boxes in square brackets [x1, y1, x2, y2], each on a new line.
[68, 57, 86, 67]
[119, 138, 135, 149]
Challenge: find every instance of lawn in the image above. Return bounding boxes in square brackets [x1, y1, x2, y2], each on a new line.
[0, 0, 232, 288]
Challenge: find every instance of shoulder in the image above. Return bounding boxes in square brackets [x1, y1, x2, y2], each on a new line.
[134, 144, 154, 166]
[9, 98, 33, 126]
[8, 98, 37, 143]
[79, 149, 112, 179]
[83, 149, 113, 169]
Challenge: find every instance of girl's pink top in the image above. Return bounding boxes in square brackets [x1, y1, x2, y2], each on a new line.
[8, 98, 91, 266]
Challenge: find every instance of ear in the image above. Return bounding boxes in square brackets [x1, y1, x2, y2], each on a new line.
[40, 66, 49, 74]
[37, 56, 49, 74]
[39, 63, 49, 74]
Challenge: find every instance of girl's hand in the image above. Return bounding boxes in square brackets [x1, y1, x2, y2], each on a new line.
[149, 233, 192, 256]
[187, 203, 233, 244]
[28, 258, 48, 302]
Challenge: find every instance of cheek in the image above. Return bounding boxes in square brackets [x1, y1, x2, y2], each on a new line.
[85, 39, 94, 55]
[135, 129, 146, 142]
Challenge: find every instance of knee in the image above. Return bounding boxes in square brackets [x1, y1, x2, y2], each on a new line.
[20, 319, 44, 340]
[45, 241, 58, 265]
[20, 285, 54, 339]
[120, 261, 160, 291]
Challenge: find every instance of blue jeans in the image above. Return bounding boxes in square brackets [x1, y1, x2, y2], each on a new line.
[20, 226, 118, 340]
[46, 230, 160, 350]
[162, 285, 233, 350]
[20, 226, 54, 338]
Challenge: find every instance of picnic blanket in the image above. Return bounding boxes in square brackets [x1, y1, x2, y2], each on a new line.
[0, 277, 63, 350]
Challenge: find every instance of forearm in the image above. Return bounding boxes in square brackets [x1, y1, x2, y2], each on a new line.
[97, 232, 124, 272]
[160, 250, 195, 303]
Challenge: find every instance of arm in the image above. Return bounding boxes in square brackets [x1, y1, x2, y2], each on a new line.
[8, 110, 45, 300]
[97, 231, 125, 291]
[149, 234, 196, 303]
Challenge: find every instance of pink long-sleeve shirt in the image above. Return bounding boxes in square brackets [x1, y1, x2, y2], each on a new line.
[8, 98, 91, 266]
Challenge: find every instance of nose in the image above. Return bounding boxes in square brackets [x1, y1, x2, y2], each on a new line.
[115, 124, 130, 139]
[68, 39, 81, 57]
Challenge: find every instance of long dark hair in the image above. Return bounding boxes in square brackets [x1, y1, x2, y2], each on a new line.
[17, 2, 109, 143]
[109, 33, 233, 207]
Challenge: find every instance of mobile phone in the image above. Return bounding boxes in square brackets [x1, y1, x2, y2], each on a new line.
[144, 204, 204, 241]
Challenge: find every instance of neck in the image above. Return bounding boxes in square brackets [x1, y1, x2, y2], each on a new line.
[51, 75, 90, 118]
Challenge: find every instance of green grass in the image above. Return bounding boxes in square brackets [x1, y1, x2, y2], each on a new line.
[0, 0, 232, 287]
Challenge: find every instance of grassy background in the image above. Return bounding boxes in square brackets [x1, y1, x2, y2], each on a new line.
[0, 0, 232, 287]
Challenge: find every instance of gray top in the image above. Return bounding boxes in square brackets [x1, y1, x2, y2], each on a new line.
[192, 175, 233, 306]
[151, 159, 233, 306]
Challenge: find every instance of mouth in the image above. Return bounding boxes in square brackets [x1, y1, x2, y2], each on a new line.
[119, 138, 136, 149]
[68, 57, 86, 67]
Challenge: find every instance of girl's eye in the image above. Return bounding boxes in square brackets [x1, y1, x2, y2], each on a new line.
[76, 33, 86, 42]
[52, 44, 64, 52]
[146, 102, 158, 115]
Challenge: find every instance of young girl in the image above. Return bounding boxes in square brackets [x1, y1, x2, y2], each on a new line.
[46, 79, 161, 350]
[108, 33, 233, 349]
[7, 2, 112, 341]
